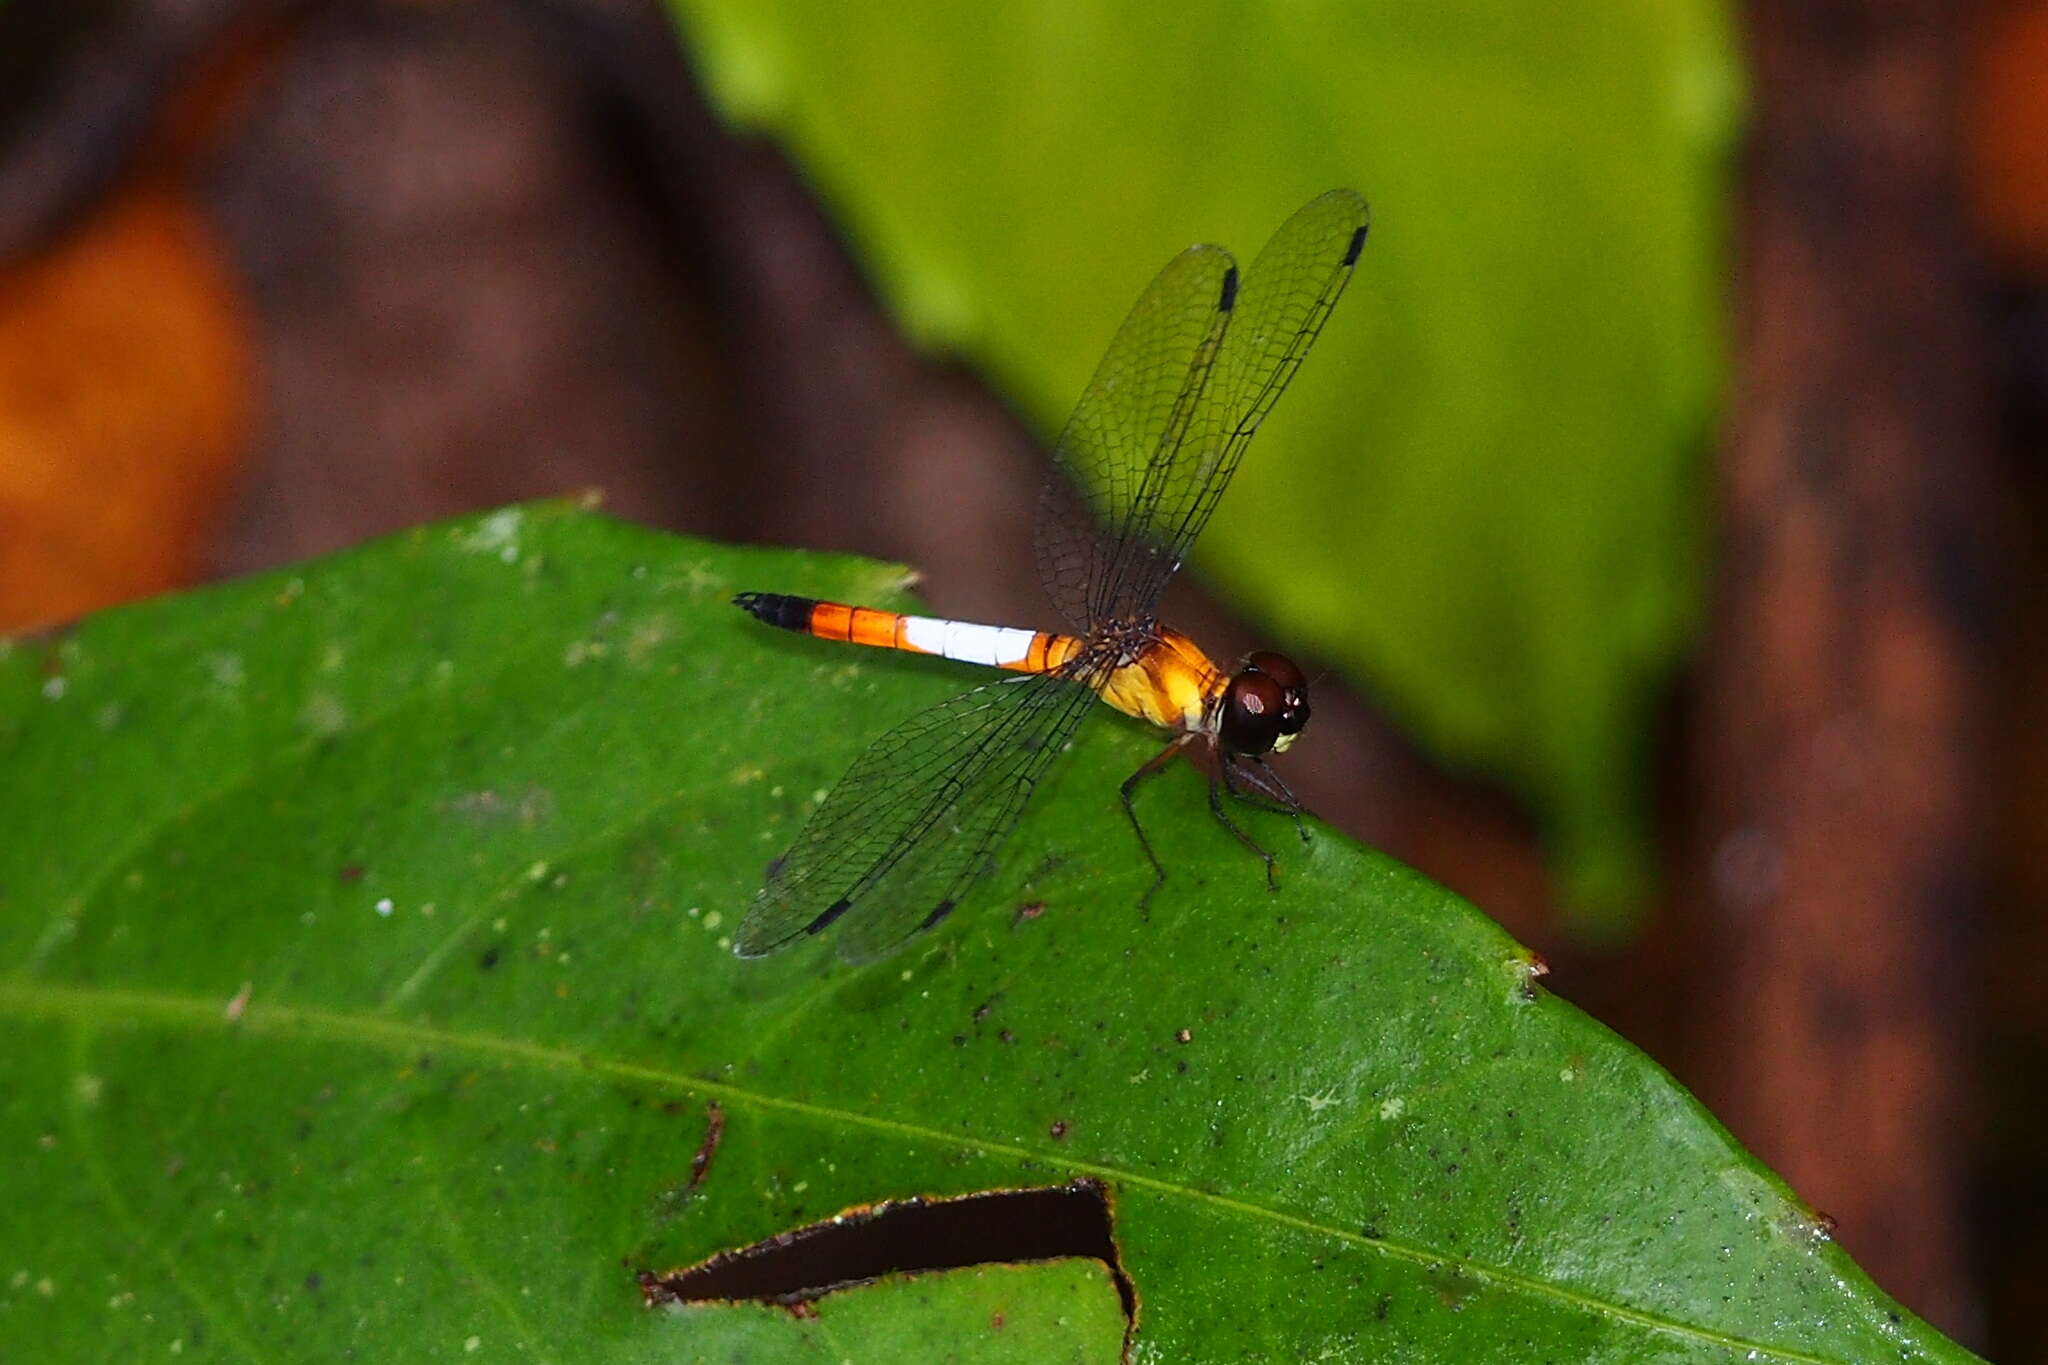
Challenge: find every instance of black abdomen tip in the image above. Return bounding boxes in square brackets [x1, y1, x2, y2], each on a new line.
[1343, 224, 1368, 266]
[734, 591, 816, 631]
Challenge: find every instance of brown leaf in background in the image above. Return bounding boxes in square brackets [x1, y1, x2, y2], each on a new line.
[0, 181, 249, 632]
[0, 2, 274, 634]
[1968, 1, 2048, 277]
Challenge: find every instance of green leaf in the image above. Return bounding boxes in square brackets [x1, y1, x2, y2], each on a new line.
[1, 505, 1970, 1362]
[660, 1262, 1126, 1362]
[662, 0, 1742, 921]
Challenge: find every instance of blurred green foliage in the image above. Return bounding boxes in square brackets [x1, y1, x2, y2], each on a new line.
[663, 0, 1741, 926]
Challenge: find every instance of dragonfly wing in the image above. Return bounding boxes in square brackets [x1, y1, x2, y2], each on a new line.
[734, 668, 1101, 962]
[1085, 190, 1370, 626]
[1035, 243, 1238, 632]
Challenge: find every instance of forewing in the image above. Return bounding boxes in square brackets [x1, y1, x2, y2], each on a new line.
[1035, 243, 1237, 631]
[733, 668, 1100, 962]
[1091, 190, 1370, 624]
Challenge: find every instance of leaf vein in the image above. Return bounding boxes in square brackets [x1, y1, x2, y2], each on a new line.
[5, 979, 1854, 1363]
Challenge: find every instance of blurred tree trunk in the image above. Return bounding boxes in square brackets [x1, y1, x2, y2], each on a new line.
[1682, 0, 1995, 1338]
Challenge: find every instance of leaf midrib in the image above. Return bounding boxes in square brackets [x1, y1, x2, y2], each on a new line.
[0, 976, 1851, 1363]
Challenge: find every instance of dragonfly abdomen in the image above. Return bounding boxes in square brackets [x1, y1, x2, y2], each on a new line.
[733, 592, 1082, 674]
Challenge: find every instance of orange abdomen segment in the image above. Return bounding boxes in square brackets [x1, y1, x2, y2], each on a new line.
[734, 592, 1082, 674]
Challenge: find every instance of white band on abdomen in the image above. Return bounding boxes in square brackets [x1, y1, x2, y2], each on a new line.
[902, 616, 1036, 667]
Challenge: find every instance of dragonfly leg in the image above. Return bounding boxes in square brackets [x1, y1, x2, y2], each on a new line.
[1121, 734, 1197, 907]
[1225, 757, 1313, 845]
[1207, 768, 1280, 890]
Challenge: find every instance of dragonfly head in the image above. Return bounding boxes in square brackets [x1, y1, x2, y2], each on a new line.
[1219, 651, 1310, 755]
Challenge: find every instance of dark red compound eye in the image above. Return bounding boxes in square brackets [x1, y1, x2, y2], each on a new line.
[1238, 651, 1310, 740]
[1245, 650, 1306, 692]
[1219, 672, 1288, 754]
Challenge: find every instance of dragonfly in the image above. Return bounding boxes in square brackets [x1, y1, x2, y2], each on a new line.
[732, 189, 1368, 961]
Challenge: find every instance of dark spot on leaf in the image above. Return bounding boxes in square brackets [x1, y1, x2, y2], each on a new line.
[638, 1180, 1133, 1333]
[990, 1311, 1005, 1329]
[1049, 1120, 1069, 1140]
[998, 1029, 1014, 1044]
[303, 1272, 322, 1294]
[1174, 1028, 1192, 1044]
[338, 864, 363, 883]
[478, 946, 500, 971]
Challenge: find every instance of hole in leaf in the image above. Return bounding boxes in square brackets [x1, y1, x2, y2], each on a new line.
[638, 1178, 1132, 1323]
